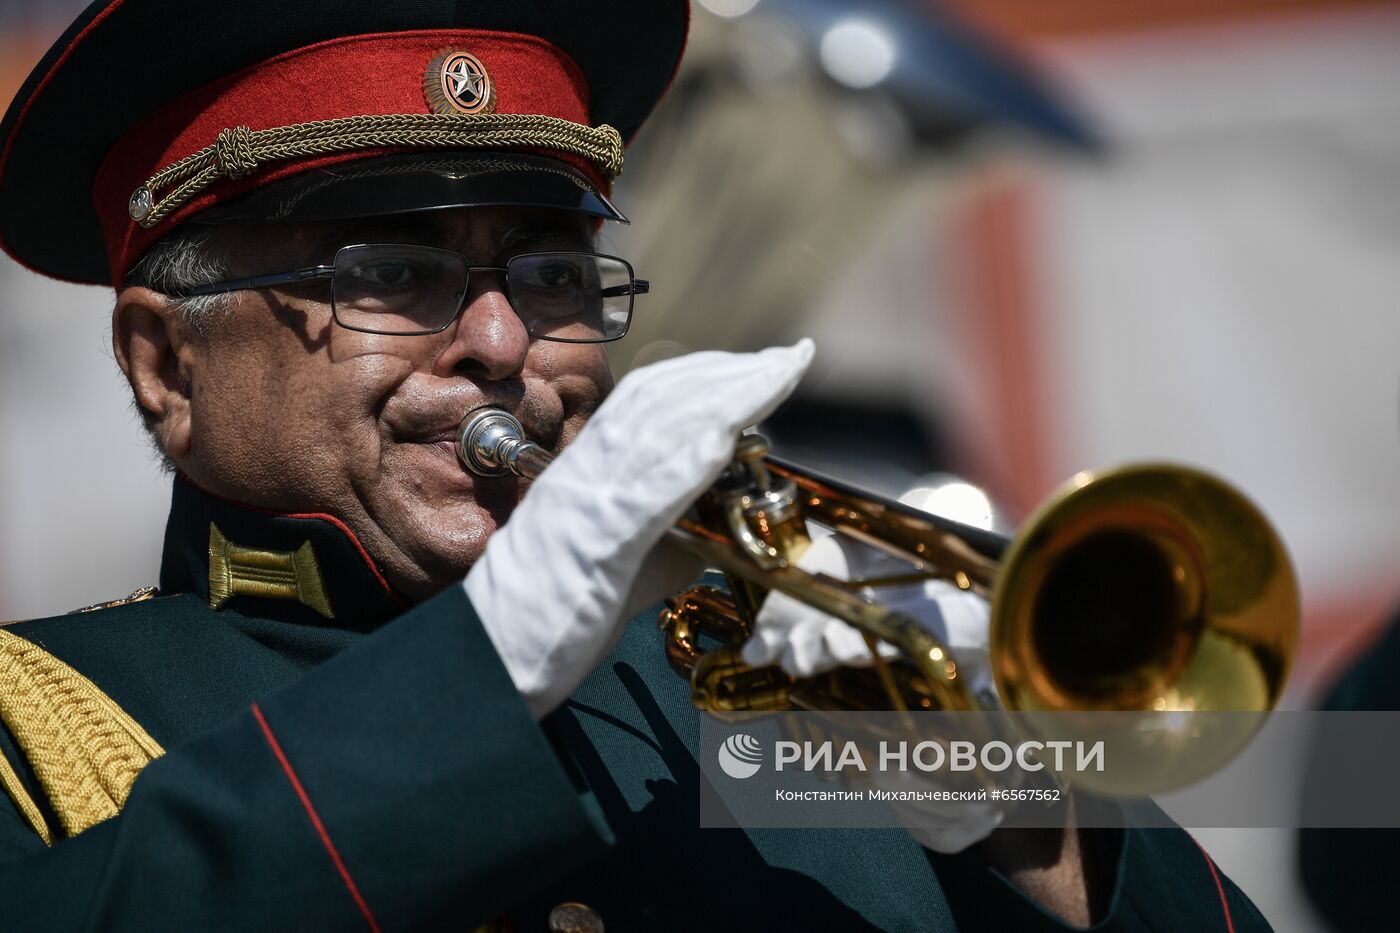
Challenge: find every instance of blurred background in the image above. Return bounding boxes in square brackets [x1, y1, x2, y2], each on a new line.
[3, 1, 1399, 928]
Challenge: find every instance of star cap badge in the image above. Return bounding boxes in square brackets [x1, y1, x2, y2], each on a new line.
[424, 49, 496, 116]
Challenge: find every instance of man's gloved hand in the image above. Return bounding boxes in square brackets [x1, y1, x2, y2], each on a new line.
[742, 528, 995, 704]
[464, 340, 814, 719]
[874, 767, 1007, 854]
[741, 498, 1005, 853]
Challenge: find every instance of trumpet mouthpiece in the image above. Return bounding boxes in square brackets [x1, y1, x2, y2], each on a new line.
[457, 407, 528, 477]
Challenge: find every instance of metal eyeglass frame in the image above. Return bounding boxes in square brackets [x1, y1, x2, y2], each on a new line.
[169, 244, 650, 343]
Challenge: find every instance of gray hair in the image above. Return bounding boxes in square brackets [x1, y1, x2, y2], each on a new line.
[121, 223, 238, 470]
[123, 222, 236, 333]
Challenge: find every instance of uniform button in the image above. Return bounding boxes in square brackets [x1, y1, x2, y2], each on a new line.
[548, 901, 604, 933]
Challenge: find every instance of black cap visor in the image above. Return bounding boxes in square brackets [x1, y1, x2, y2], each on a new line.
[191, 151, 628, 227]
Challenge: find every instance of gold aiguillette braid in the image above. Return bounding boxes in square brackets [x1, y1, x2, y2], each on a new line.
[135, 113, 625, 228]
[0, 629, 165, 842]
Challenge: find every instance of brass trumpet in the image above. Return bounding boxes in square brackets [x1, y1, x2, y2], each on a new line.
[458, 408, 1298, 796]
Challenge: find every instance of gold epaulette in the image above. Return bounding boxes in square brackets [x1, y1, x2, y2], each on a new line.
[0, 597, 164, 845]
[68, 586, 158, 615]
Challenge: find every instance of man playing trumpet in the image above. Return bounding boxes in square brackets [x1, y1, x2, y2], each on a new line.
[0, 0, 1270, 929]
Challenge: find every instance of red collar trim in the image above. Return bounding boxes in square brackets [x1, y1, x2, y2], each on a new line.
[180, 475, 406, 608]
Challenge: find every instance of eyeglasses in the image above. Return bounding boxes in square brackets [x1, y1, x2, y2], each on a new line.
[173, 244, 649, 343]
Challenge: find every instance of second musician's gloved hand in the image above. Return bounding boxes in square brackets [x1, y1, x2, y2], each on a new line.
[741, 499, 1005, 854]
[464, 340, 814, 719]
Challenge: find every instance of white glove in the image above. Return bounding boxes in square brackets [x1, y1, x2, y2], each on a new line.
[875, 767, 1007, 854]
[464, 341, 815, 719]
[743, 529, 995, 704]
[741, 495, 1004, 853]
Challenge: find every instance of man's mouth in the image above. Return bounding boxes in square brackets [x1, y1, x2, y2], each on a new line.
[392, 412, 552, 493]
[406, 427, 466, 449]
[392, 401, 556, 449]
[380, 383, 565, 497]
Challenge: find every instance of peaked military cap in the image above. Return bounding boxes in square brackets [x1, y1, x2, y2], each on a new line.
[0, 0, 689, 287]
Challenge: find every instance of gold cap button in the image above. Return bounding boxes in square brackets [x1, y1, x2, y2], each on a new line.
[548, 901, 604, 933]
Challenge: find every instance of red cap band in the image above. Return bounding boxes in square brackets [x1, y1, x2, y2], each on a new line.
[94, 29, 594, 284]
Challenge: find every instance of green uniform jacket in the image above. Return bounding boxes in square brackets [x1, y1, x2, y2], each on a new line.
[0, 480, 1270, 931]
[1297, 609, 1400, 932]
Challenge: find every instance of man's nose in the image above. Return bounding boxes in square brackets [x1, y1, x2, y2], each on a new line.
[431, 278, 530, 381]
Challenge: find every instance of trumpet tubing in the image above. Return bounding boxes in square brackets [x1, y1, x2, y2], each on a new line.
[457, 406, 1299, 796]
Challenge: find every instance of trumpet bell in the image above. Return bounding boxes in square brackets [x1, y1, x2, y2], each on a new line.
[992, 463, 1298, 715]
[992, 464, 1299, 795]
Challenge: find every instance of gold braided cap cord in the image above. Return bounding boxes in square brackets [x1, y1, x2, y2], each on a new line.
[131, 112, 625, 229]
[0, 629, 165, 843]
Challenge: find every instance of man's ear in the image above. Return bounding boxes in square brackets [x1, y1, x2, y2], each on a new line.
[112, 287, 201, 462]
